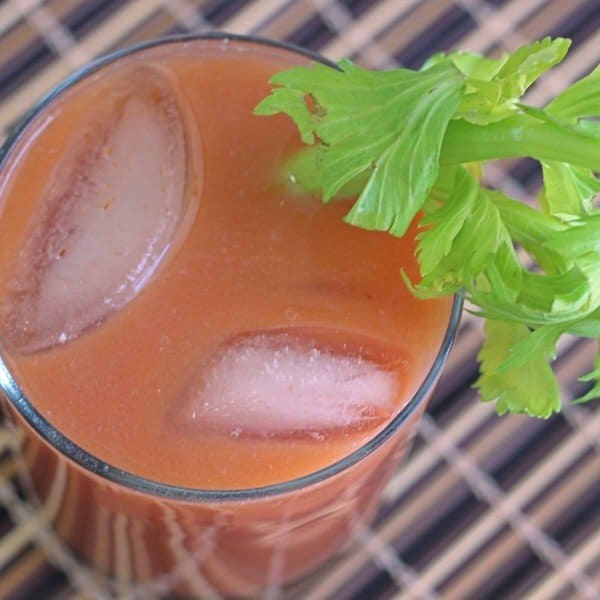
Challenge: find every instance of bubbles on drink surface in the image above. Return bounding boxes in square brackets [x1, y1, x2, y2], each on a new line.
[2, 65, 198, 353]
[182, 329, 408, 440]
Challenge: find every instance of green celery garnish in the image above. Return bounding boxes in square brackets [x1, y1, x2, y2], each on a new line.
[254, 37, 600, 418]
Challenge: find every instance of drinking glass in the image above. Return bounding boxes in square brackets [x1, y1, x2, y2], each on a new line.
[0, 33, 462, 598]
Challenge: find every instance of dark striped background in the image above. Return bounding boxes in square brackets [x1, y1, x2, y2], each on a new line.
[0, 1, 598, 599]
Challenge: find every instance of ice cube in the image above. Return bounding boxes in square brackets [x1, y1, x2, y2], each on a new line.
[3, 65, 199, 353]
[181, 330, 405, 439]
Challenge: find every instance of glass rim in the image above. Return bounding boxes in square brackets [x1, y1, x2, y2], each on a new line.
[0, 31, 464, 503]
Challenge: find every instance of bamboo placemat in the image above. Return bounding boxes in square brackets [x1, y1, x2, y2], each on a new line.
[0, 1, 598, 599]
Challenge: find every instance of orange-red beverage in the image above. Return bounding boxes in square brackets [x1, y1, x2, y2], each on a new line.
[0, 35, 458, 597]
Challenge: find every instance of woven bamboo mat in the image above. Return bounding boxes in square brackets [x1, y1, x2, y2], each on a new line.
[0, 1, 598, 598]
